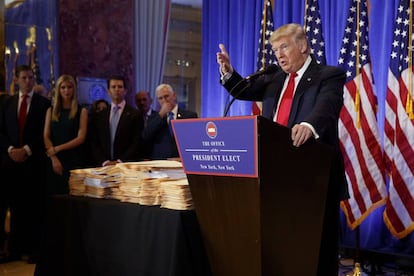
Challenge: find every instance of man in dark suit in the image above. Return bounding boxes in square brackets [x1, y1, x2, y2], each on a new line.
[217, 23, 349, 276]
[135, 90, 155, 122]
[0, 65, 51, 263]
[91, 75, 143, 167]
[135, 91, 157, 159]
[143, 84, 197, 160]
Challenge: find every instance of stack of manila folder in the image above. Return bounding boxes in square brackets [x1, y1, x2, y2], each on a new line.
[69, 160, 193, 210]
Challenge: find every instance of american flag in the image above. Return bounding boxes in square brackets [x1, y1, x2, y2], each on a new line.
[337, 0, 387, 229]
[253, 0, 277, 115]
[304, 0, 326, 65]
[384, 0, 414, 239]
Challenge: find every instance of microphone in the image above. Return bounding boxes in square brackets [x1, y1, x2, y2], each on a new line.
[222, 64, 279, 117]
[245, 64, 279, 81]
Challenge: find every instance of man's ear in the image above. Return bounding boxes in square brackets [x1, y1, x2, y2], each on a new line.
[301, 43, 307, 54]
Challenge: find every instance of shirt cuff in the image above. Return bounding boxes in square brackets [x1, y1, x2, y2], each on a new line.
[220, 72, 232, 83]
[8, 145, 32, 156]
[23, 145, 32, 156]
[300, 122, 319, 139]
[220, 66, 234, 83]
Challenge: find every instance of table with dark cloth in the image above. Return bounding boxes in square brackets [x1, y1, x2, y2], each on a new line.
[35, 195, 211, 276]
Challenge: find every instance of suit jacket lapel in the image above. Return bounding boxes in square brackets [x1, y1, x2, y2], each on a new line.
[288, 61, 318, 126]
[102, 108, 111, 147]
[295, 61, 318, 99]
[26, 93, 38, 119]
[11, 95, 19, 121]
[117, 106, 127, 131]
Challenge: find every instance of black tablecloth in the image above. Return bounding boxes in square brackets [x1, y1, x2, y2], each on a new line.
[35, 195, 211, 276]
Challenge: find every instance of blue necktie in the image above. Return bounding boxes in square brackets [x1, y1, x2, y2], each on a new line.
[168, 111, 174, 136]
[110, 105, 120, 159]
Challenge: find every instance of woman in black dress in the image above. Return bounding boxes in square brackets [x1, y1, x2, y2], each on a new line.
[43, 75, 88, 194]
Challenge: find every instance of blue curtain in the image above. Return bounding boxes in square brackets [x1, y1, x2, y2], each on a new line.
[201, 0, 262, 117]
[202, 0, 414, 255]
[134, 0, 171, 108]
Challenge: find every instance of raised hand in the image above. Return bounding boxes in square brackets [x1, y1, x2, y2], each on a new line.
[216, 43, 232, 74]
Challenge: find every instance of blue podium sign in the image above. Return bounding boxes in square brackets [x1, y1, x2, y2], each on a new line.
[172, 116, 258, 178]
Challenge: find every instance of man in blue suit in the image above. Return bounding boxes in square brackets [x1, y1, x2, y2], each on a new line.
[143, 84, 197, 160]
[0, 65, 51, 263]
[217, 23, 349, 276]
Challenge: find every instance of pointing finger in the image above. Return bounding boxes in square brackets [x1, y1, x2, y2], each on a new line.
[219, 43, 228, 55]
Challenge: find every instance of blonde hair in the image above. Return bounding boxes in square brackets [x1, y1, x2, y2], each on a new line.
[52, 74, 78, 121]
[270, 23, 310, 55]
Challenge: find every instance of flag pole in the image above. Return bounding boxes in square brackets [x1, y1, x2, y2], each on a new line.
[347, 1, 363, 275]
[346, 226, 363, 276]
[303, 0, 309, 32]
[259, 0, 267, 70]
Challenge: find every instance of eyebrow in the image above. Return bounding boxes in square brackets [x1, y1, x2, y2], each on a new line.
[272, 43, 289, 51]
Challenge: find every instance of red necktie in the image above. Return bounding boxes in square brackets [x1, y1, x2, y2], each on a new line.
[276, 72, 297, 126]
[19, 94, 28, 145]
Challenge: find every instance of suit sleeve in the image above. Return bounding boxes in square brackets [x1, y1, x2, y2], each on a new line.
[142, 111, 170, 143]
[222, 70, 271, 102]
[119, 108, 143, 162]
[24, 95, 51, 158]
[90, 110, 110, 166]
[303, 66, 345, 145]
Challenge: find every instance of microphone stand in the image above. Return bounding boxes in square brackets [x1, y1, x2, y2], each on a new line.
[222, 79, 252, 117]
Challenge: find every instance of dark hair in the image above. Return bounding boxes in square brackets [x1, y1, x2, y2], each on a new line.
[90, 99, 109, 113]
[15, 65, 33, 78]
[107, 75, 126, 89]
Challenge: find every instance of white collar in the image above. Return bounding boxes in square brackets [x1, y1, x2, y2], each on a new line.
[295, 56, 312, 79]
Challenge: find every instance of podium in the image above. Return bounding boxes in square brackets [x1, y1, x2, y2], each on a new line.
[172, 116, 335, 276]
